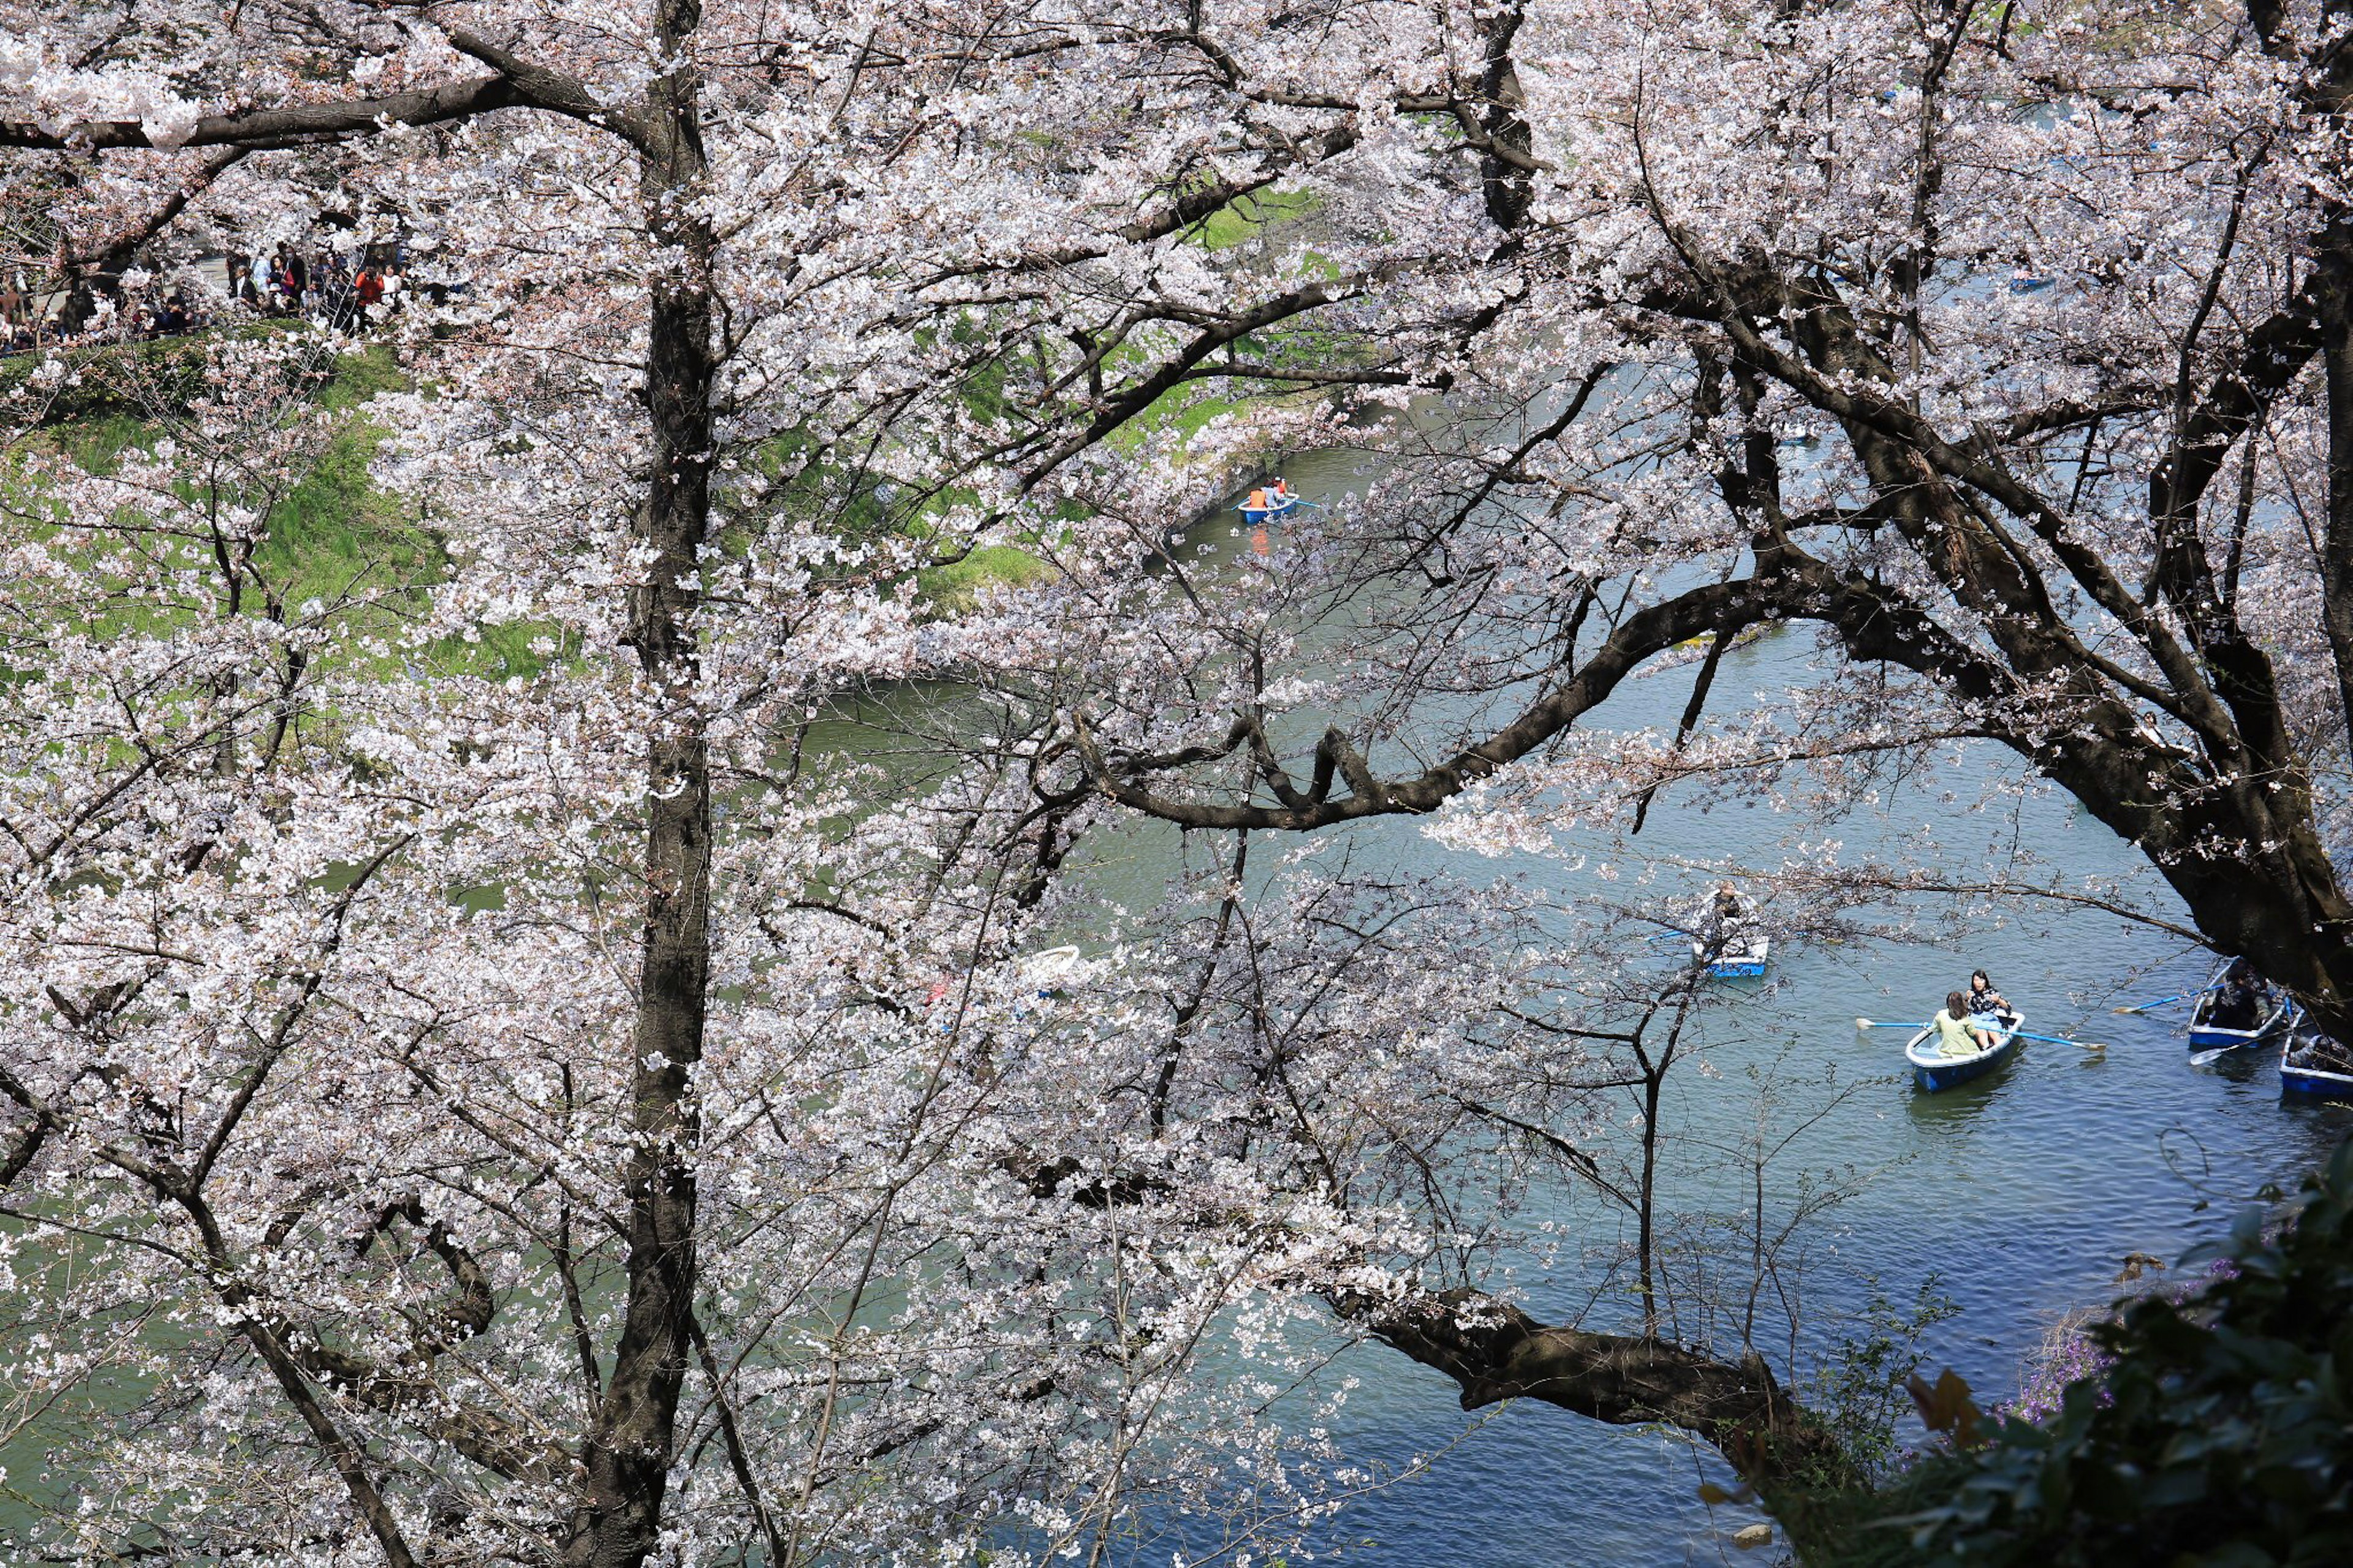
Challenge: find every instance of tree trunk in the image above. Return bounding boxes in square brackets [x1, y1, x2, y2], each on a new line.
[2316, 245, 2353, 762]
[561, 10, 717, 1559]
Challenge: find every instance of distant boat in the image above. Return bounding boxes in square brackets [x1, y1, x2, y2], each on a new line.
[2188, 963, 2302, 1053]
[1691, 894, 1768, 978]
[1693, 931, 1769, 979]
[2280, 1028, 2353, 1101]
[1240, 491, 1300, 523]
[1905, 1011, 2026, 1093]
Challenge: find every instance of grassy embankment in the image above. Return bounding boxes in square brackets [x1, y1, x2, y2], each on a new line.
[3, 184, 1335, 631]
[916, 183, 1339, 608]
[8, 332, 556, 683]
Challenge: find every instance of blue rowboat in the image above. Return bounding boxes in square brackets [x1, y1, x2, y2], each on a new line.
[1691, 932, 1769, 979]
[1691, 893, 1768, 979]
[2281, 1030, 2353, 1101]
[1905, 1011, 2026, 1093]
[2188, 963, 2301, 1053]
[1240, 493, 1300, 523]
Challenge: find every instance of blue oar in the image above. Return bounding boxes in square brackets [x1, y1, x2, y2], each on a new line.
[1856, 1017, 2106, 1050]
[2011, 1027, 2107, 1052]
[2112, 985, 2216, 1016]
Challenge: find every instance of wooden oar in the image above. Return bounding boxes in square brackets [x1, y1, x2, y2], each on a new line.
[2113, 985, 2217, 1015]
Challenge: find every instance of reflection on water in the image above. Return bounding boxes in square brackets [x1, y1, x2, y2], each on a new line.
[808, 451, 2349, 1563]
[1109, 469, 2349, 1562]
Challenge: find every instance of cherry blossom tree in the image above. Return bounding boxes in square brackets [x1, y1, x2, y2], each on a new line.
[911, 0, 2353, 1523]
[6, 0, 2351, 1561]
[998, 0, 2353, 1026]
[836, 0, 2351, 1518]
[0, 2, 1433, 1561]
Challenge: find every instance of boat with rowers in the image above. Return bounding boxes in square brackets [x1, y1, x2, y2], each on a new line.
[2188, 958, 2303, 1054]
[1691, 884, 1768, 978]
[1905, 1007, 2028, 1093]
[1693, 928, 1770, 979]
[1240, 479, 1302, 523]
[2281, 1028, 2353, 1102]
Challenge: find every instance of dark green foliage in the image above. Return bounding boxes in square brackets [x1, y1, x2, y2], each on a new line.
[1806, 1277, 1964, 1487]
[1894, 1138, 2353, 1566]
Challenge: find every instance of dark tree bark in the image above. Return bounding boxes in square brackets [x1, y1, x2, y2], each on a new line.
[2315, 247, 2353, 760]
[1339, 1286, 1845, 1498]
[8, 22, 718, 1568]
[559, 0, 718, 1556]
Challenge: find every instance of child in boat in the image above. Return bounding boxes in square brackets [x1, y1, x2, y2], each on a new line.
[1933, 991, 1994, 1057]
[1245, 488, 1268, 512]
[1272, 477, 1292, 499]
[1966, 970, 2014, 1023]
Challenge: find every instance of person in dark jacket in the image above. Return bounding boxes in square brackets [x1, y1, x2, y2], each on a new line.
[2208, 958, 2269, 1031]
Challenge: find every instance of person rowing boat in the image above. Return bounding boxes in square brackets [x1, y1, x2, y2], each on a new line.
[1931, 990, 1996, 1058]
[1689, 882, 1769, 977]
[1900, 994, 2032, 1090]
[2205, 957, 2270, 1032]
[1699, 882, 1751, 952]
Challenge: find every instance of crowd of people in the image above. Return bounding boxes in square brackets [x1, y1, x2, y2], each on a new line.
[225, 243, 409, 328]
[0, 276, 64, 355]
[0, 240, 409, 356]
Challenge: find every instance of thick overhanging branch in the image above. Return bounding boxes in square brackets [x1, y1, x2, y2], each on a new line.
[1335, 1286, 1843, 1493]
[65, 146, 249, 286]
[0, 76, 532, 151]
[1075, 575, 1767, 830]
[1, 32, 646, 153]
[0, 1116, 46, 1188]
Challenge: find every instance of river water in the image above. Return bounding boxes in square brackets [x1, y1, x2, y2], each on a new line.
[4, 436, 2337, 1564]
[999, 442, 2351, 1564]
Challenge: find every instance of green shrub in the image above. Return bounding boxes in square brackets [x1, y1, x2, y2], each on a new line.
[1892, 1138, 2353, 1566]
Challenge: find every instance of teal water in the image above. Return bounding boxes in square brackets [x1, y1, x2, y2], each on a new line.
[6, 435, 2336, 1564]
[1037, 445, 2350, 1563]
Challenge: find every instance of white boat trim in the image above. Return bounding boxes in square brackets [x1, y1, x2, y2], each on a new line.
[1904, 1011, 2027, 1076]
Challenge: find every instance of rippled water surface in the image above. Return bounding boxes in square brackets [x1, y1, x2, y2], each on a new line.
[1094, 446, 2352, 1564]
[6, 439, 2337, 1565]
